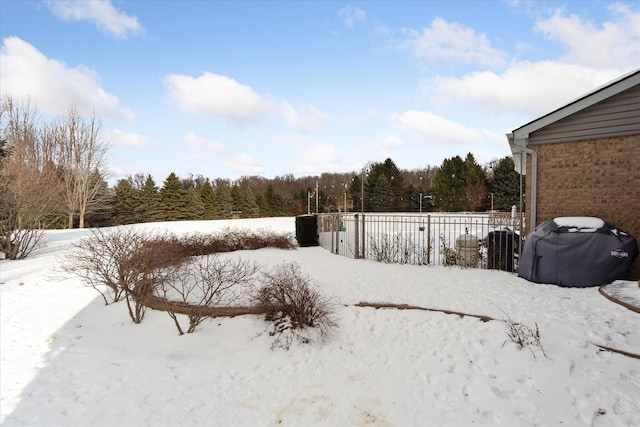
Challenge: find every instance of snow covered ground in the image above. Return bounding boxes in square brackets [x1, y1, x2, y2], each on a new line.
[1, 218, 639, 426]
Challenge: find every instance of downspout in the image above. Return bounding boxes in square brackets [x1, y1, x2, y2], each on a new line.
[507, 133, 537, 232]
[519, 145, 537, 232]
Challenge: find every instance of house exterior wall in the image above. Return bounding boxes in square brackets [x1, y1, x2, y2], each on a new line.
[525, 134, 640, 279]
[529, 84, 640, 144]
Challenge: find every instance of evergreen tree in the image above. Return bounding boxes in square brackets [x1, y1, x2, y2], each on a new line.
[200, 180, 221, 219]
[489, 156, 523, 211]
[113, 179, 140, 224]
[349, 175, 363, 213]
[370, 175, 394, 212]
[262, 184, 287, 216]
[366, 158, 406, 212]
[139, 175, 163, 222]
[241, 187, 259, 218]
[462, 153, 488, 212]
[406, 184, 428, 212]
[215, 179, 234, 218]
[85, 173, 113, 227]
[319, 189, 336, 213]
[433, 156, 465, 211]
[186, 187, 205, 219]
[256, 193, 268, 216]
[160, 172, 191, 221]
[230, 184, 244, 217]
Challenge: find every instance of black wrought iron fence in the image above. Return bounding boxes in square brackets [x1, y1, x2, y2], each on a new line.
[317, 212, 523, 271]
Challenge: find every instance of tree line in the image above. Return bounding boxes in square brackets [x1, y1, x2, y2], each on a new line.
[111, 152, 521, 225]
[1, 99, 523, 258]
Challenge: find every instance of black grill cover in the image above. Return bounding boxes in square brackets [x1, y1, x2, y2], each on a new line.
[518, 218, 639, 287]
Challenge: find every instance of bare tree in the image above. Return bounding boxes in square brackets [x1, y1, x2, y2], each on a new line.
[51, 107, 110, 228]
[0, 97, 63, 259]
[128, 172, 146, 190]
[463, 182, 487, 212]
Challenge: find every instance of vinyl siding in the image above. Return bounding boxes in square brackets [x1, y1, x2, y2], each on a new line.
[529, 84, 640, 144]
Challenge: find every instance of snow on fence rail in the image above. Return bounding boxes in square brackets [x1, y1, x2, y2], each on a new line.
[317, 212, 524, 271]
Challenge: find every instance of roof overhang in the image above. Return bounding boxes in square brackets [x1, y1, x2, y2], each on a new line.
[510, 69, 640, 144]
[506, 68, 640, 175]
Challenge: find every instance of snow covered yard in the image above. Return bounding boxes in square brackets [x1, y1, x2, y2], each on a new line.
[1, 218, 638, 426]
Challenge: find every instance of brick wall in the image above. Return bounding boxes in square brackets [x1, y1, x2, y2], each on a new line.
[525, 134, 640, 280]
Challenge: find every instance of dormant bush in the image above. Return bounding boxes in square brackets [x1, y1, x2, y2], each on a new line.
[63, 228, 184, 323]
[63, 227, 294, 326]
[157, 255, 259, 335]
[503, 313, 547, 359]
[253, 261, 337, 350]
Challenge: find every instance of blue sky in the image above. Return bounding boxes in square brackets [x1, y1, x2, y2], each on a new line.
[1, 1, 638, 183]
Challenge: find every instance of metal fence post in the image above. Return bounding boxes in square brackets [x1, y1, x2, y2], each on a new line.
[334, 214, 339, 254]
[361, 213, 366, 259]
[427, 214, 431, 264]
[354, 214, 360, 259]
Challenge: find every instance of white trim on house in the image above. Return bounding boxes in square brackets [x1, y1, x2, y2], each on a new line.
[511, 69, 640, 142]
[506, 68, 640, 232]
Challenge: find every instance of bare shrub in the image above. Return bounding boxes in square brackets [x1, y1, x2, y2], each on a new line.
[368, 233, 398, 263]
[216, 228, 296, 252]
[124, 232, 186, 323]
[440, 234, 460, 266]
[172, 228, 296, 257]
[62, 228, 183, 323]
[368, 232, 430, 265]
[0, 226, 46, 260]
[503, 314, 547, 359]
[397, 234, 413, 265]
[416, 237, 434, 265]
[63, 226, 295, 327]
[157, 255, 259, 335]
[63, 228, 135, 304]
[253, 261, 337, 350]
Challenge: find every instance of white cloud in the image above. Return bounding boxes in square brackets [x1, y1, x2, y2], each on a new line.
[414, 6, 639, 121]
[535, 4, 640, 69]
[164, 72, 271, 127]
[279, 102, 329, 132]
[425, 61, 625, 116]
[0, 37, 136, 122]
[183, 132, 227, 154]
[175, 133, 231, 165]
[105, 129, 156, 147]
[390, 110, 479, 144]
[229, 153, 264, 175]
[44, 0, 144, 39]
[338, 5, 366, 28]
[292, 142, 345, 175]
[381, 134, 406, 147]
[164, 72, 327, 131]
[402, 17, 507, 68]
[271, 132, 312, 149]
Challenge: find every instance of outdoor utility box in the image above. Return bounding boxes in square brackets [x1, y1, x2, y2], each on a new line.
[484, 230, 521, 272]
[295, 215, 319, 247]
[455, 234, 479, 267]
